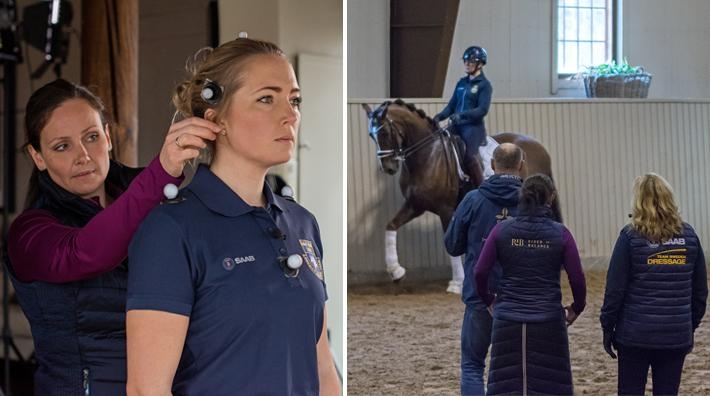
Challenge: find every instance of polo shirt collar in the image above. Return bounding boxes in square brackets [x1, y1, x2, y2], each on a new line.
[189, 165, 286, 217]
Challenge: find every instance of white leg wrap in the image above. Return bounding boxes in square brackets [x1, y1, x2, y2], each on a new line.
[385, 230, 406, 280]
[446, 255, 464, 294]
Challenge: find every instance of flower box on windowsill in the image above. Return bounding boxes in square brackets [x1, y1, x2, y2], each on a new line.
[579, 59, 652, 98]
[583, 73, 652, 98]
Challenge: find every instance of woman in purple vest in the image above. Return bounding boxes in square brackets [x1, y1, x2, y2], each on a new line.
[600, 173, 707, 395]
[474, 174, 586, 395]
[7, 79, 221, 394]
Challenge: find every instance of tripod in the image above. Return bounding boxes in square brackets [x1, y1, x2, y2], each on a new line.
[0, 1, 25, 394]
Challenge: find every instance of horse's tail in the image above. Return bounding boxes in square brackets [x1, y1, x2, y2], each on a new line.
[549, 172, 563, 223]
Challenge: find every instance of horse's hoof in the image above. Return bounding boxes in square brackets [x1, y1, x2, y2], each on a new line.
[389, 266, 406, 282]
[446, 280, 462, 295]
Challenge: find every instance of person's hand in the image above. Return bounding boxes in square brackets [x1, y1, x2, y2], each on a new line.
[433, 114, 443, 124]
[603, 329, 617, 359]
[450, 113, 462, 124]
[564, 305, 578, 327]
[485, 295, 495, 317]
[159, 117, 222, 177]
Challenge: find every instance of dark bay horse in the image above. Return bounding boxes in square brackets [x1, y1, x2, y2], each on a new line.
[362, 99, 560, 293]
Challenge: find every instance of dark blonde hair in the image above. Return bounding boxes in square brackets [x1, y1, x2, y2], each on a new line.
[630, 173, 682, 241]
[172, 37, 284, 120]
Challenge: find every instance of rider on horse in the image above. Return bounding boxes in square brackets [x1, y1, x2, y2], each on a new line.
[433, 46, 492, 185]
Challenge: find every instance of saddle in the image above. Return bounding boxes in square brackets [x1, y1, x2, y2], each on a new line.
[447, 135, 499, 182]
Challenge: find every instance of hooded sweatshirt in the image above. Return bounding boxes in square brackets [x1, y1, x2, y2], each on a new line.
[444, 173, 522, 306]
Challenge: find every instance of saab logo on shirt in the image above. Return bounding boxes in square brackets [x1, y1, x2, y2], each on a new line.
[299, 239, 324, 280]
[471, 85, 478, 94]
[222, 256, 255, 270]
[647, 238, 685, 249]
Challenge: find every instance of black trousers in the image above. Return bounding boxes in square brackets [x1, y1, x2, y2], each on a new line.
[617, 345, 688, 396]
[452, 123, 486, 184]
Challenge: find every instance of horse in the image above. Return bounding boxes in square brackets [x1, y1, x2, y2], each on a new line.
[361, 99, 561, 293]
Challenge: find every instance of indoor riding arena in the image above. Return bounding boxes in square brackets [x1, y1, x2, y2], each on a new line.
[347, 98, 710, 395]
[348, 1, 710, 393]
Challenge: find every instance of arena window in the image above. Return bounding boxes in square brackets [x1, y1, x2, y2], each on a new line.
[553, 0, 620, 94]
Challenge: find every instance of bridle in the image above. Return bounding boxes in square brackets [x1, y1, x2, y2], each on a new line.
[368, 112, 448, 162]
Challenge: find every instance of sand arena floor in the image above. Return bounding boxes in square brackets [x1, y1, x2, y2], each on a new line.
[347, 270, 710, 395]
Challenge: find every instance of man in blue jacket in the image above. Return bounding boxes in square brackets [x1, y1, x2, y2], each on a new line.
[444, 142, 523, 396]
[434, 45, 492, 185]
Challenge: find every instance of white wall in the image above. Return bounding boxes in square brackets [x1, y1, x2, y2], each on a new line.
[445, 0, 552, 98]
[623, 0, 710, 98]
[347, 0, 710, 99]
[346, 0, 389, 98]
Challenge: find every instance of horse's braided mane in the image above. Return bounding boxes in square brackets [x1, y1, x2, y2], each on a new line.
[387, 98, 438, 129]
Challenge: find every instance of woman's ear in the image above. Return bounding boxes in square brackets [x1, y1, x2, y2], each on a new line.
[104, 123, 112, 151]
[204, 108, 217, 122]
[27, 145, 47, 171]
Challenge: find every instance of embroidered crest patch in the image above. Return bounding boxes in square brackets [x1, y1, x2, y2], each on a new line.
[299, 239, 324, 280]
[471, 84, 478, 94]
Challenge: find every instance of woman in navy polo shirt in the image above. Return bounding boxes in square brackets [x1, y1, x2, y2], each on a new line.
[125, 37, 340, 395]
[600, 173, 707, 395]
[6, 79, 219, 395]
[474, 174, 586, 395]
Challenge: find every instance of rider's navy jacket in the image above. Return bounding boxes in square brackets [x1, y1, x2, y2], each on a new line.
[437, 73, 492, 127]
[600, 223, 707, 350]
[127, 165, 327, 395]
[444, 173, 521, 307]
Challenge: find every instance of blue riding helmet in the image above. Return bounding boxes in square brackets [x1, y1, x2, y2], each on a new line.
[463, 46, 487, 65]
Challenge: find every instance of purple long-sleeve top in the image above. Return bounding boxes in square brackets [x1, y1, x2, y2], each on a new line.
[474, 222, 587, 315]
[8, 156, 181, 283]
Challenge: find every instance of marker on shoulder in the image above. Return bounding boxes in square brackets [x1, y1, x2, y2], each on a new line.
[163, 183, 179, 200]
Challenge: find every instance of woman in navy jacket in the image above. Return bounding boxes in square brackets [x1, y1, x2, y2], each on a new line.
[474, 174, 586, 395]
[600, 173, 707, 395]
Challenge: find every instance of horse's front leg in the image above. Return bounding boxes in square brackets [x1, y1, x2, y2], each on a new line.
[438, 208, 464, 295]
[384, 202, 423, 281]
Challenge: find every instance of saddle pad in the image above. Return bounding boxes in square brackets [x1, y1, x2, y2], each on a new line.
[479, 136, 499, 179]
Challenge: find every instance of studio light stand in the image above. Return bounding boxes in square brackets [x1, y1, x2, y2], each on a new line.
[0, 0, 21, 393]
[0, 0, 71, 393]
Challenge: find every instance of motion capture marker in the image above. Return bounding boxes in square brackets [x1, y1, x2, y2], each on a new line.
[281, 185, 294, 199]
[238, 31, 248, 39]
[222, 257, 236, 271]
[163, 183, 179, 200]
[287, 254, 303, 270]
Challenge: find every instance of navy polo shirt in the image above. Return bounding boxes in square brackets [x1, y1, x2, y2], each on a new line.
[127, 165, 327, 395]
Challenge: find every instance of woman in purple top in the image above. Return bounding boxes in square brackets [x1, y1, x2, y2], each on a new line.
[474, 174, 586, 395]
[6, 79, 221, 395]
